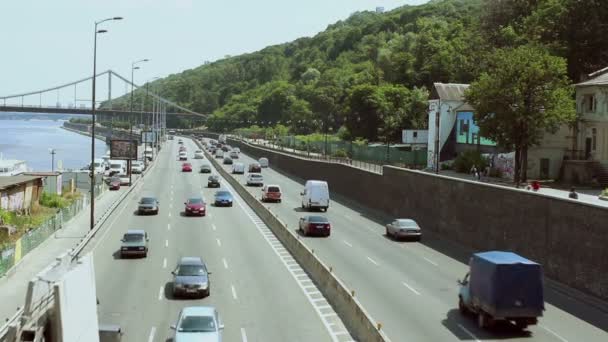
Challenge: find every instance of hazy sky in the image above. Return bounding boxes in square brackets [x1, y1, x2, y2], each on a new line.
[0, 0, 427, 105]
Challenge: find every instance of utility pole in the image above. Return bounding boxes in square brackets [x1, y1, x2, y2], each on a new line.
[129, 59, 148, 186]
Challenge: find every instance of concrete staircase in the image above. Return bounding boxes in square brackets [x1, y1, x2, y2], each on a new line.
[592, 162, 608, 187]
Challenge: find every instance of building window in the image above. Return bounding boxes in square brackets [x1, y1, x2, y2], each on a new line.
[583, 94, 596, 113]
[592, 128, 597, 150]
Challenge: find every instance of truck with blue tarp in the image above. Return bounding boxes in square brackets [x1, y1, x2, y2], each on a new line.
[458, 251, 545, 330]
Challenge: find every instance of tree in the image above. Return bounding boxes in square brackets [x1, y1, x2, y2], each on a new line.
[465, 45, 575, 184]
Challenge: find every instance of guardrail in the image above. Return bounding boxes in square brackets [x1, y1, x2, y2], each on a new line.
[192, 136, 391, 342]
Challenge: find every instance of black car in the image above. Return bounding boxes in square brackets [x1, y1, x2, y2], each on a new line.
[200, 163, 212, 173]
[223, 157, 233, 165]
[207, 175, 220, 188]
[214, 191, 233, 207]
[138, 197, 159, 215]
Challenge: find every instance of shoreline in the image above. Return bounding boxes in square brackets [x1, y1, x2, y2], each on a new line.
[60, 125, 107, 143]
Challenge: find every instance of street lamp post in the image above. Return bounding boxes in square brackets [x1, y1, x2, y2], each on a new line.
[49, 148, 56, 172]
[128, 59, 149, 186]
[90, 16, 122, 231]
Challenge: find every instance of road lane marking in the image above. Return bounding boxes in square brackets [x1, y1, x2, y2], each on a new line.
[423, 257, 438, 266]
[367, 256, 379, 266]
[540, 324, 569, 342]
[241, 328, 248, 342]
[402, 281, 421, 295]
[169, 203, 173, 209]
[168, 212, 172, 218]
[231, 285, 238, 300]
[208, 213, 213, 218]
[344, 214, 352, 220]
[216, 238, 221, 247]
[167, 223, 171, 231]
[457, 324, 481, 342]
[342, 240, 353, 247]
[147, 327, 156, 342]
[158, 285, 163, 300]
[163, 258, 167, 269]
[212, 224, 217, 231]
[223, 258, 228, 269]
[165, 239, 169, 247]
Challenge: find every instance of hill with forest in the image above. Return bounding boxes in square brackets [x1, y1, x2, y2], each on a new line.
[102, 0, 608, 142]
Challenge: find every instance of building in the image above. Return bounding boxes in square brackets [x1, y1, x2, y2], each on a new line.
[0, 159, 29, 176]
[0, 175, 44, 212]
[23, 172, 63, 195]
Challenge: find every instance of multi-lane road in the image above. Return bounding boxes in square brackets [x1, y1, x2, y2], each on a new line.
[79, 137, 354, 342]
[208, 137, 608, 342]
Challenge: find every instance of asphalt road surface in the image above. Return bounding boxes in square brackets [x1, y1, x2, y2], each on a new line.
[208, 138, 608, 342]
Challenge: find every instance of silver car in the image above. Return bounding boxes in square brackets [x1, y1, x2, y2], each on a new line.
[120, 229, 149, 258]
[172, 257, 211, 298]
[385, 218, 422, 241]
[171, 306, 223, 342]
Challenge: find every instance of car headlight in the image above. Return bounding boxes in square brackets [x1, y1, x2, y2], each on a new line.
[175, 283, 184, 288]
[200, 282, 209, 289]
[121, 247, 128, 251]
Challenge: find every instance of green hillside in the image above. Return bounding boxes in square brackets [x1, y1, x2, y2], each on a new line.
[102, 0, 608, 141]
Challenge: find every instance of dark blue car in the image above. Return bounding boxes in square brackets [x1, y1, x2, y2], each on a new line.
[214, 190, 233, 207]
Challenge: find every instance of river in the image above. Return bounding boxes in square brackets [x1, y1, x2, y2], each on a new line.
[0, 119, 107, 172]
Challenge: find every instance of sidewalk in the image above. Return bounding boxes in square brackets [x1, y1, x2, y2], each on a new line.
[0, 181, 133, 321]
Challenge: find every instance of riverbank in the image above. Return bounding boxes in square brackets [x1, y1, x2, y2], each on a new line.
[60, 125, 106, 142]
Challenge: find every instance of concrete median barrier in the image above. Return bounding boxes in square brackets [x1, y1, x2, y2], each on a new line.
[192, 137, 391, 342]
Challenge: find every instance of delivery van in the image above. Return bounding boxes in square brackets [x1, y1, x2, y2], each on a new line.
[300, 180, 330, 212]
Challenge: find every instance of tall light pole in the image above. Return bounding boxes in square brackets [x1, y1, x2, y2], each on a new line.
[145, 77, 160, 160]
[90, 16, 122, 231]
[49, 148, 56, 172]
[128, 58, 149, 186]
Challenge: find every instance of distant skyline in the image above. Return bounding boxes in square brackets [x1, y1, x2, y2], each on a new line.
[0, 0, 427, 106]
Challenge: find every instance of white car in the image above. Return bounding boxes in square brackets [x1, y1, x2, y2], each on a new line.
[259, 157, 269, 168]
[232, 162, 245, 174]
[179, 152, 188, 161]
[171, 306, 224, 341]
[233, 147, 240, 154]
[109, 161, 126, 176]
[229, 151, 239, 159]
[194, 150, 205, 159]
[132, 161, 144, 174]
[246, 173, 264, 186]
[118, 174, 130, 186]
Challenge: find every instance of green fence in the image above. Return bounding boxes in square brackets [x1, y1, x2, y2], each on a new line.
[0, 196, 86, 277]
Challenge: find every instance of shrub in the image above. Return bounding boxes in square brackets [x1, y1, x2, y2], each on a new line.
[39, 192, 68, 209]
[453, 150, 488, 174]
[333, 149, 348, 158]
[601, 188, 608, 197]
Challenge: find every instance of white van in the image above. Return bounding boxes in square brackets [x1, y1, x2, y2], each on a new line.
[215, 149, 224, 158]
[232, 162, 245, 174]
[259, 157, 269, 168]
[109, 160, 126, 176]
[93, 158, 106, 174]
[301, 180, 330, 212]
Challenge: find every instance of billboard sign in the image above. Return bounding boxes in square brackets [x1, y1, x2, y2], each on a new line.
[110, 139, 138, 160]
[141, 131, 156, 143]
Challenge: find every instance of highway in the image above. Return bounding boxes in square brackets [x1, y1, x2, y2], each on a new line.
[208, 137, 608, 342]
[79, 137, 353, 342]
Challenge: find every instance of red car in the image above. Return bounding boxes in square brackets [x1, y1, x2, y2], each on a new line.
[108, 177, 121, 190]
[182, 163, 193, 172]
[261, 185, 282, 203]
[184, 197, 206, 216]
[299, 215, 331, 237]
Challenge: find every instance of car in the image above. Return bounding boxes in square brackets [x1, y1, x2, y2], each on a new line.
[179, 152, 188, 161]
[200, 162, 212, 173]
[108, 177, 121, 190]
[168, 135, 174, 140]
[229, 151, 239, 159]
[299, 215, 331, 237]
[259, 157, 269, 168]
[171, 257, 211, 298]
[131, 161, 144, 174]
[223, 157, 233, 165]
[179, 146, 186, 152]
[109, 160, 126, 176]
[261, 185, 282, 203]
[301, 180, 330, 212]
[118, 174, 130, 186]
[138, 197, 159, 215]
[178, 139, 183, 144]
[194, 150, 205, 159]
[214, 191, 233, 207]
[171, 306, 223, 341]
[120, 229, 149, 257]
[233, 147, 240, 154]
[221, 145, 230, 152]
[232, 162, 245, 174]
[248, 162, 262, 173]
[182, 163, 193, 172]
[215, 150, 224, 158]
[184, 197, 206, 216]
[246, 173, 264, 186]
[207, 175, 220, 188]
[385, 218, 422, 241]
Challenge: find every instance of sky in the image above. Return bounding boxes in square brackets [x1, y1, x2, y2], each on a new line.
[0, 0, 428, 106]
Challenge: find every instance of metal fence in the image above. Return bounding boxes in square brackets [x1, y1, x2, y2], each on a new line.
[0, 196, 86, 278]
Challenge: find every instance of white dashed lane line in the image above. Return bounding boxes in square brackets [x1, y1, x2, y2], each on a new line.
[241, 328, 248, 342]
[216, 238, 222, 247]
[231, 285, 238, 300]
[223, 258, 229, 269]
[423, 257, 438, 266]
[212, 224, 217, 231]
[402, 281, 421, 295]
[147, 327, 156, 342]
[163, 258, 167, 269]
[167, 223, 171, 231]
[157, 285, 163, 301]
[342, 240, 353, 247]
[367, 256, 379, 266]
[165, 239, 169, 247]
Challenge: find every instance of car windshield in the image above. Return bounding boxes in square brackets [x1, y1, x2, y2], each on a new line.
[111, 164, 122, 168]
[201, 164, 210, 168]
[397, 220, 417, 228]
[178, 315, 216, 333]
[216, 191, 230, 197]
[123, 233, 144, 242]
[177, 264, 205, 276]
[140, 198, 156, 204]
[111, 177, 120, 182]
[209, 176, 218, 180]
[267, 187, 280, 192]
[188, 198, 203, 204]
[308, 216, 329, 223]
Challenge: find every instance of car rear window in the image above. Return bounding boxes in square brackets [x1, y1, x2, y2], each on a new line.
[124, 233, 144, 242]
[308, 216, 329, 223]
[267, 186, 280, 192]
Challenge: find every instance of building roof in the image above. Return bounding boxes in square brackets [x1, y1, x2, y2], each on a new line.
[0, 175, 43, 191]
[431, 83, 470, 101]
[576, 66, 608, 87]
[0, 159, 26, 167]
[23, 172, 61, 177]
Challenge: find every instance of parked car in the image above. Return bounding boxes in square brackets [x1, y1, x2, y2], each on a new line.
[118, 174, 130, 186]
[131, 161, 144, 174]
[179, 152, 188, 161]
[232, 162, 245, 174]
[120, 229, 149, 258]
[194, 150, 205, 159]
[138, 197, 159, 215]
[385, 219, 422, 241]
[229, 151, 239, 159]
[301, 180, 329, 212]
[214, 191, 233, 207]
[172, 257, 211, 298]
[261, 185, 282, 203]
[200, 162, 212, 173]
[182, 163, 193, 172]
[259, 157, 269, 168]
[207, 175, 220, 188]
[108, 177, 121, 190]
[299, 215, 331, 237]
[246, 173, 264, 186]
[171, 306, 223, 341]
[184, 197, 206, 216]
[248, 162, 262, 173]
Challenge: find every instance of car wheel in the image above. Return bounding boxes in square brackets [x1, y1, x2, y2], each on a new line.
[229, 203, 233, 207]
[143, 252, 148, 258]
[278, 199, 282, 203]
